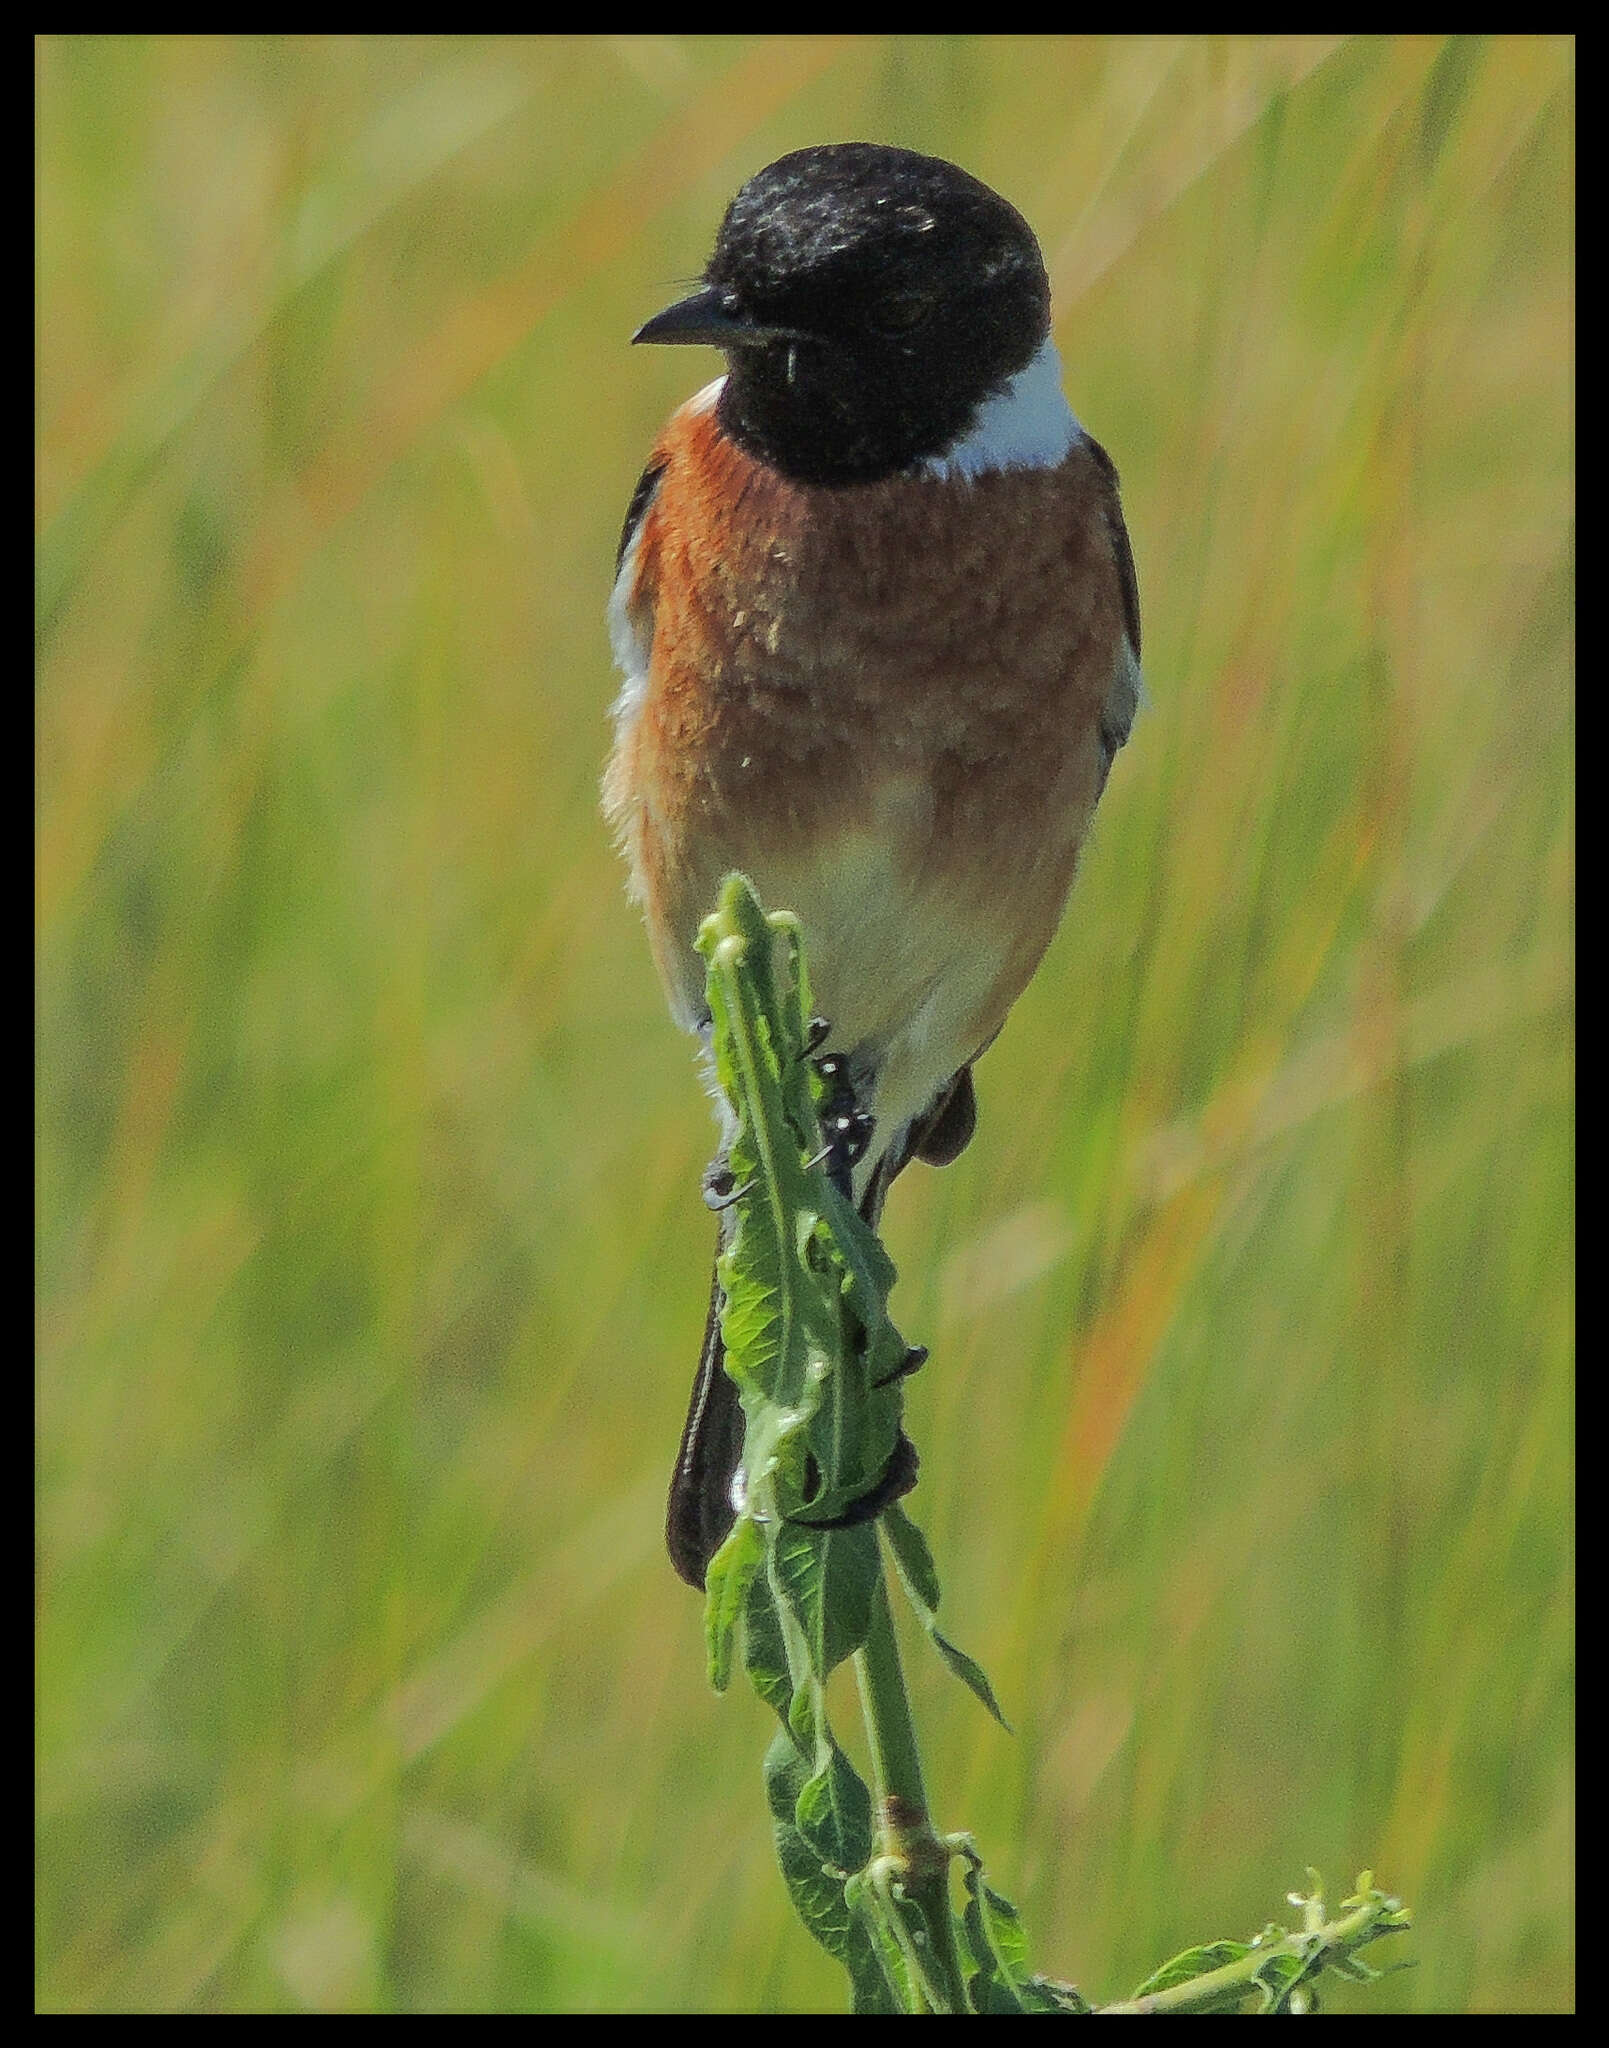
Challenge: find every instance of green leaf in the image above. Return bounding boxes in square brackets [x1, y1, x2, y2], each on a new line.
[702, 889, 833, 1438]
[703, 1512, 763, 1694]
[880, 1500, 941, 1610]
[866, 1865, 961, 2014]
[769, 913, 826, 1147]
[794, 1737, 874, 1875]
[1130, 1939, 1257, 2005]
[951, 1839, 1082, 2012]
[773, 1520, 879, 1681]
[958, 1850, 1036, 2013]
[786, 1672, 820, 1754]
[883, 1508, 1009, 1728]
[929, 1629, 1007, 1727]
[843, 1870, 913, 2013]
[1020, 1975, 1093, 2014]
[741, 1553, 793, 1731]
[764, 1731, 889, 1995]
[974, 1878, 1029, 1980]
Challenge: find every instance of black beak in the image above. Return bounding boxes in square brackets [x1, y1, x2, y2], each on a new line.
[633, 284, 801, 350]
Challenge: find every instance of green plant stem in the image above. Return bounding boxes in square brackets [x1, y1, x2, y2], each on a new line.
[853, 1559, 969, 2012]
[853, 1565, 927, 1824]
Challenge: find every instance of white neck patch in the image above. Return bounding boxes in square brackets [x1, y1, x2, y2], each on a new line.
[923, 336, 1081, 481]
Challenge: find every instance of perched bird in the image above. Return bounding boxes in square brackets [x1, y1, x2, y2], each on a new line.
[604, 143, 1141, 1589]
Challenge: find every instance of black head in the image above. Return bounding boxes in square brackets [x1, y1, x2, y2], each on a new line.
[634, 144, 1051, 487]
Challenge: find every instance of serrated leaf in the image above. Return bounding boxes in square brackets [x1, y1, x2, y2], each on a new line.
[1130, 1939, 1253, 2001]
[870, 1869, 960, 2014]
[764, 1732, 871, 1976]
[966, 1966, 1024, 2015]
[794, 1737, 873, 1875]
[704, 1511, 764, 1693]
[976, 1880, 1029, 1977]
[880, 1499, 942, 1609]
[765, 1732, 899, 2005]
[1121, 1941, 1244, 2007]
[882, 1508, 1009, 1727]
[773, 1519, 879, 1681]
[957, 1847, 1041, 2013]
[930, 1626, 1009, 1729]
[1021, 1975, 1092, 2014]
[801, 1305, 905, 1520]
[786, 1673, 819, 1752]
[844, 1870, 912, 2012]
[741, 1555, 793, 1730]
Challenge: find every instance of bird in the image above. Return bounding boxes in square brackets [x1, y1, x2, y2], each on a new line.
[603, 143, 1141, 1590]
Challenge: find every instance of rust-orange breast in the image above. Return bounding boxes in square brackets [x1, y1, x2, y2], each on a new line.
[605, 391, 1134, 1121]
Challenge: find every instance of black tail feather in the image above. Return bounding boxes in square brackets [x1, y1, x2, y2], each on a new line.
[665, 1255, 746, 1590]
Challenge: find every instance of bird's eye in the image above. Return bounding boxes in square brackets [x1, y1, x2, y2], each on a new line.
[872, 289, 934, 336]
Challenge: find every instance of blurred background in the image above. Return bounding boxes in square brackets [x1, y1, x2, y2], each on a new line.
[37, 36, 1572, 2013]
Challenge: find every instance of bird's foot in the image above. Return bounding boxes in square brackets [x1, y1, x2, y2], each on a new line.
[803, 1024, 875, 1198]
[702, 1156, 754, 1211]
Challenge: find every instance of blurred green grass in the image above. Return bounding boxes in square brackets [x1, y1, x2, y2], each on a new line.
[36, 34, 1572, 2014]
